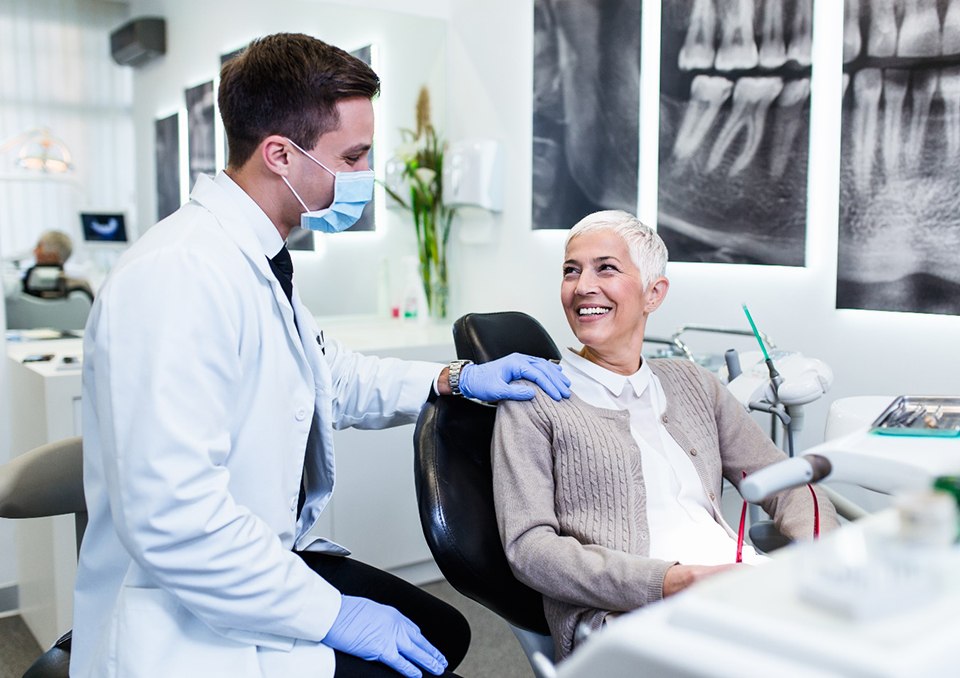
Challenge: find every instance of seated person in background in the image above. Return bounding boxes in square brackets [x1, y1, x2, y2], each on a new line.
[492, 210, 838, 660]
[22, 230, 94, 300]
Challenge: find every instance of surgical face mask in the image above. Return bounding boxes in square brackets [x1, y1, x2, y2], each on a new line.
[281, 138, 374, 233]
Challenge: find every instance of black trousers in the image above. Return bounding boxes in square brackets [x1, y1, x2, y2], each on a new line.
[297, 552, 470, 677]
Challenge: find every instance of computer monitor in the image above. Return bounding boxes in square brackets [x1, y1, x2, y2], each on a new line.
[80, 212, 128, 244]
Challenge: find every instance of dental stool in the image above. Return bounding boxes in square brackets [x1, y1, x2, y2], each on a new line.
[0, 437, 85, 678]
[414, 312, 560, 672]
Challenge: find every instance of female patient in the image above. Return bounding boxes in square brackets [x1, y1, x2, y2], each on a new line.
[492, 210, 837, 659]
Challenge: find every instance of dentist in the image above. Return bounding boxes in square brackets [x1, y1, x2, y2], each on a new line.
[72, 33, 569, 678]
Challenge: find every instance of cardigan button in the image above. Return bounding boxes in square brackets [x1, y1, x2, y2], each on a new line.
[661, 414, 668, 424]
[709, 492, 716, 501]
[689, 448, 697, 456]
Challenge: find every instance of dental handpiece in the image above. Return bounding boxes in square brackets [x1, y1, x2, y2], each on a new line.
[740, 454, 833, 503]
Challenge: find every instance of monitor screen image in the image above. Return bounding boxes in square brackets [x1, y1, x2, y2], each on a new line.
[80, 212, 128, 243]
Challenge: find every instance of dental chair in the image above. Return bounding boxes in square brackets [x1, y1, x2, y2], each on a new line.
[0, 437, 85, 678]
[413, 312, 559, 673]
[4, 290, 92, 331]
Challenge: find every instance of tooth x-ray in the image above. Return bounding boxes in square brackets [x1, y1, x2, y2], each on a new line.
[531, 0, 641, 230]
[838, 0, 960, 316]
[185, 80, 216, 193]
[658, 0, 813, 266]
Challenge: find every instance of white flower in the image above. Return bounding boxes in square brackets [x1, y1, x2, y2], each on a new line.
[414, 167, 436, 186]
[395, 142, 420, 162]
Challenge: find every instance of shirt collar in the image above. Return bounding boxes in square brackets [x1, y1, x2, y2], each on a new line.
[214, 171, 287, 258]
[563, 348, 653, 398]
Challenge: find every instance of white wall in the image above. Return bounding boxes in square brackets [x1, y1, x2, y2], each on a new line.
[127, 0, 449, 317]
[126, 0, 959, 449]
[440, 0, 960, 454]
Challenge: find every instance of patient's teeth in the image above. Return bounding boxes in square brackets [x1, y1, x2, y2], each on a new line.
[770, 78, 810, 178]
[786, 0, 813, 66]
[706, 77, 783, 176]
[868, 0, 898, 57]
[844, 0, 862, 63]
[680, 0, 717, 70]
[939, 67, 960, 157]
[898, 0, 942, 56]
[943, 0, 960, 54]
[671, 75, 734, 163]
[715, 0, 758, 71]
[759, 0, 786, 69]
[904, 70, 939, 172]
[881, 70, 908, 177]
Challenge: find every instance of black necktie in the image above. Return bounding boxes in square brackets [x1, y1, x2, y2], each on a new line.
[268, 246, 294, 304]
[269, 247, 308, 517]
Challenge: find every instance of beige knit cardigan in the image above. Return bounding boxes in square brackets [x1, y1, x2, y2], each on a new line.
[492, 358, 838, 659]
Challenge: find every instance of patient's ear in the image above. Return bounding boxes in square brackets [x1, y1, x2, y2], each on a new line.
[644, 277, 669, 313]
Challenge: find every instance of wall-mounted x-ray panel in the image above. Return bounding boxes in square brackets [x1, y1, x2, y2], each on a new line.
[155, 112, 180, 221]
[837, 0, 960, 316]
[185, 80, 216, 192]
[531, 0, 641, 229]
[658, 0, 813, 266]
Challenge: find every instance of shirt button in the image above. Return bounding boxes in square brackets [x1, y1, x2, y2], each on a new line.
[295, 408, 307, 421]
[689, 448, 697, 456]
[290, 496, 299, 510]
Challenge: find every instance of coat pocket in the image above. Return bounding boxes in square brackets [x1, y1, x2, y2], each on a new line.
[115, 585, 262, 678]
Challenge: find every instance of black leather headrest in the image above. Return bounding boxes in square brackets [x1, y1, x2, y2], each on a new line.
[414, 396, 549, 634]
[453, 312, 561, 364]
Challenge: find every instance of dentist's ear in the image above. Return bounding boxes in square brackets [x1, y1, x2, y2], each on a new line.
[261, 135, 294, 176]
[645, 276, 669, 313]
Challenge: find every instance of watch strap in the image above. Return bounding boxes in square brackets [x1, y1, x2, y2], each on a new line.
[448, 359, 472, 397]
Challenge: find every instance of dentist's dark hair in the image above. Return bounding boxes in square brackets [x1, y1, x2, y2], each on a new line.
[218, 32, 380, 169]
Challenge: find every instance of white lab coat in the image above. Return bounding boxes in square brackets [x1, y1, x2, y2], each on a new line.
[70, 174, 441, 677]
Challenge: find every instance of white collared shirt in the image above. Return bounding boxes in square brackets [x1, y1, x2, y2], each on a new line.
[561, 349, 765, 565]
[215, 171, 287, 259]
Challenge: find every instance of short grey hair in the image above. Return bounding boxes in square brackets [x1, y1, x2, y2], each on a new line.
[564, 210, 668, 288]
[37, 230, 73, 263]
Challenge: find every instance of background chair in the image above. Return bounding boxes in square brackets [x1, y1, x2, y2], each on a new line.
[4, 291, 91, 331]
[0, 436, 85, 678]
[414, 312, 561, 672]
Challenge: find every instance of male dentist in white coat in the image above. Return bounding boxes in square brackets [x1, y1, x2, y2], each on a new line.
[70, 33, 570, 678]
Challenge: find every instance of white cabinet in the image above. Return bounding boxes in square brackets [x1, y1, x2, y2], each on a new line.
[6, 337, 84, 649]
[5, 317, 454, 647]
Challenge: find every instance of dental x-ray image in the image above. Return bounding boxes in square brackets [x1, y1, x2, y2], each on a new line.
[531, 0, 641, 229]
[658, 0, 813, 266]
[837, 0, 960, 316]
[185, 80, 217, 192]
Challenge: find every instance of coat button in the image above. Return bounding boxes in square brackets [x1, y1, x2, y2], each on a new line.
[295, 408, 307, 421]
[689, 448, 697, 456]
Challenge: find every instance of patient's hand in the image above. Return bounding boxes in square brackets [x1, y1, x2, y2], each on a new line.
[662, 563, 743, 598]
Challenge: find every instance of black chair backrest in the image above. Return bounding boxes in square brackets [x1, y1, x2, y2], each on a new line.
[453, 311, 562, 364]
[414, 311, 561, 635]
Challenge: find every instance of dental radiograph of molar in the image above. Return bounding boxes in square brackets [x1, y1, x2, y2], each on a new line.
[837, 0, 960, 316]
[532, 0, 641, 229]
[658, 0, 813, 266]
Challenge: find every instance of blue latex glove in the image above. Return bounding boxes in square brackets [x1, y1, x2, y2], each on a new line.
[324, 595, 448, 677]
[458, 352, 571, 402]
